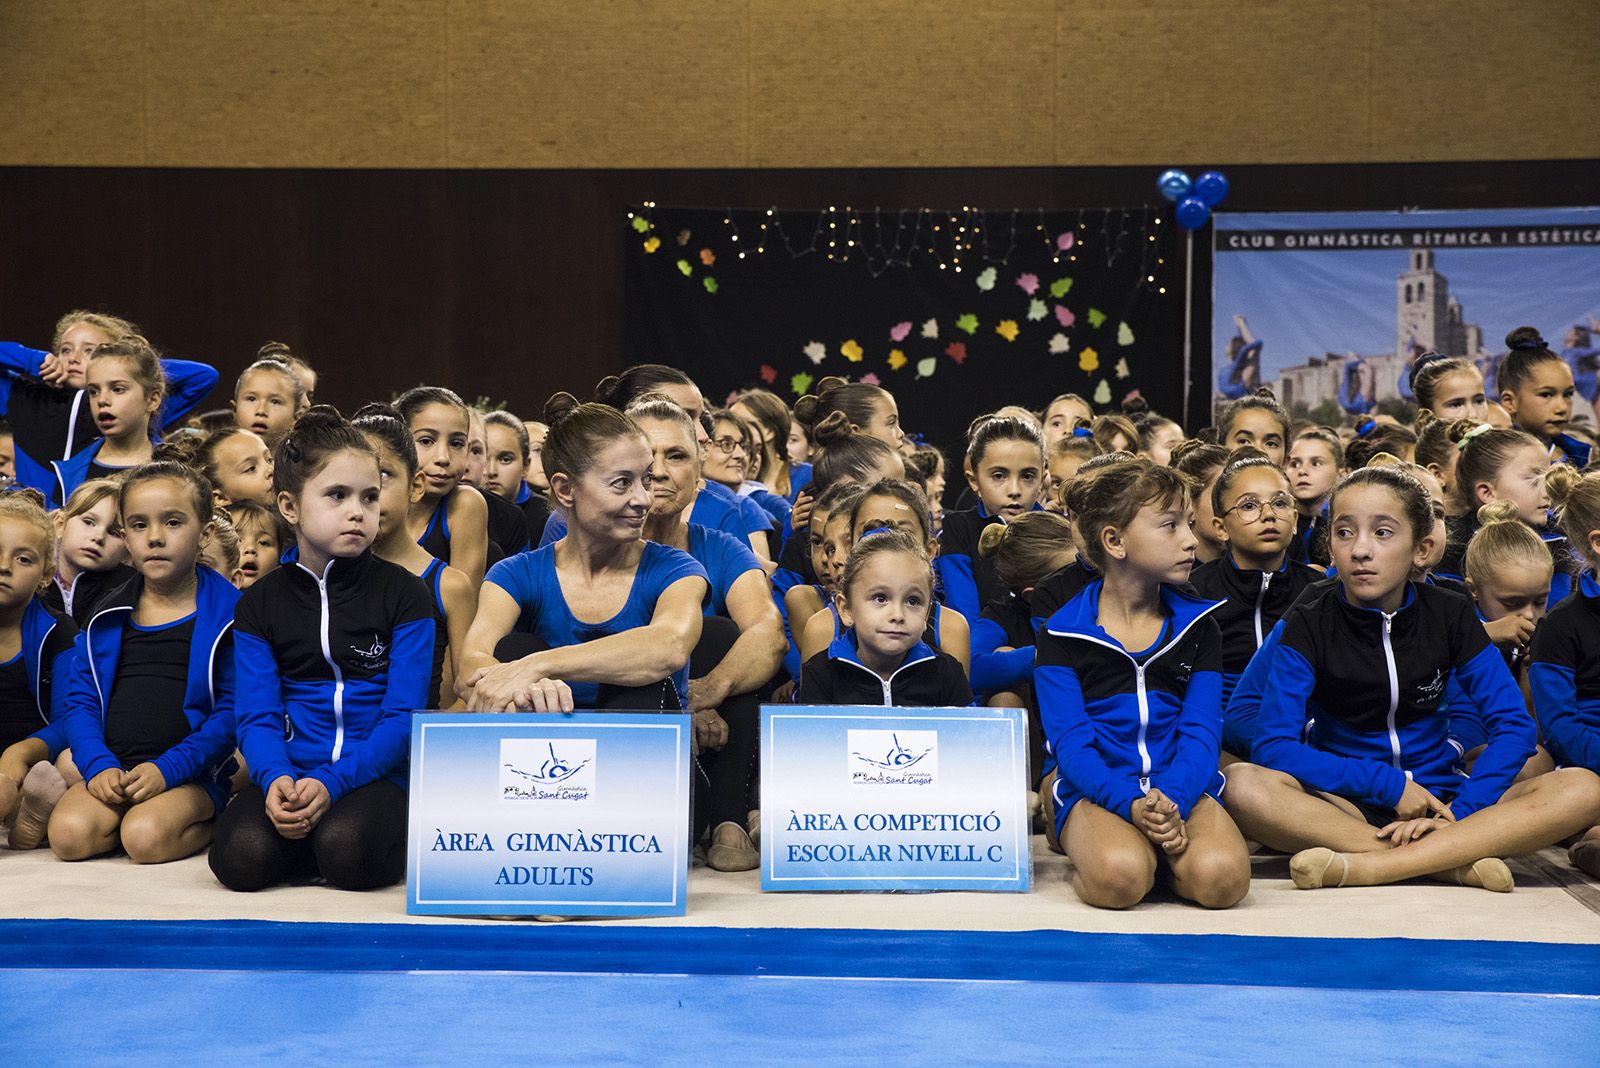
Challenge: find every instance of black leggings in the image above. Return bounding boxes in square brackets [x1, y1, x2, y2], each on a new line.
[209, 780, 408, 892]
[691, 615, 761, 838]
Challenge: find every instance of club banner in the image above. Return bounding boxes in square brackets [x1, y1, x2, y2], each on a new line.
[406, 712, 691, 918]
[1211, 208, 1600, 425]
[760, 705, 1031, 892]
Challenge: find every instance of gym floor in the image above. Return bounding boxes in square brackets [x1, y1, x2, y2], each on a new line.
[4, 839, 1598, 1063]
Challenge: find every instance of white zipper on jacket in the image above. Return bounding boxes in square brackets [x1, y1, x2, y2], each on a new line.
[1049, 599, 1224, 793]
[1381, 610, 1401, 767]
[64, 390, 84, 459]
[1253, 571, 1274, 648]
[298, 562, 346, 762]
[32, 619, 56, 723]
[837, 653, 938, 705]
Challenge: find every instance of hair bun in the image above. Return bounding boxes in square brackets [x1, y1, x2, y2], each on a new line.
[592, 375, 622, 406]
[977, 521, 1010, 558]
[1506, 326, 1548, 351]
[543, 391, 582, 425]
[1545, 462, 1582, 510]
[815, 375, 848, 396]
[257, 341, 293, 360]
[1446, 418, 1487, 444]
[812, 410, 853, 446]
[1475, 498, 1522, 526]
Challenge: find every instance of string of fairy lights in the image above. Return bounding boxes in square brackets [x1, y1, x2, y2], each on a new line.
[625, 204, 1171, 291]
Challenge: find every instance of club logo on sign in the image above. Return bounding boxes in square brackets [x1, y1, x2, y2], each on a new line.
[499, 739, 596, 801]
[847, 730, 937, 786]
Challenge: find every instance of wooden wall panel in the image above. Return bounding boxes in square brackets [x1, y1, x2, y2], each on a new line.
[142, 8, 449, 167]
[447, 0, 746, 167]
[1054, 0, 1373, 164]
[748, 0, 1056, 167]
[0, 1, 148, 166]
[0, 2, 1595, 167]
[1368, 0, 1600, 161]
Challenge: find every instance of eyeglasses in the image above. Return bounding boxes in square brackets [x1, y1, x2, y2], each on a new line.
[709, 436, 746, 455]
[1221, 493, 1295, 522]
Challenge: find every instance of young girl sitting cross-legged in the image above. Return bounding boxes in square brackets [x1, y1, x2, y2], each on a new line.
[1225, 465, 1600, 892]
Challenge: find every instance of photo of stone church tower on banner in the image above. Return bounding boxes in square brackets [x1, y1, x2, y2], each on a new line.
[1270, 250, 1488, 420]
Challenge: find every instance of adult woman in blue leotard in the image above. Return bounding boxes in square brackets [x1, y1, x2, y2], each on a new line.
[457, 394, 708, 713]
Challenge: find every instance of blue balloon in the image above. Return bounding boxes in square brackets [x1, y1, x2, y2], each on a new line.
[1175, 196, 1211, 230]
[1157, 169, 1192, 202]
[1194, 170, 1230, 207]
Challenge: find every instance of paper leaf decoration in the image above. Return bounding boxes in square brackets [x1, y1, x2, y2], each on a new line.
[1054, 305, 1075, 329]
[803, 341, 826, 365]
[859, 372, 881, 387]
[1079, 346, 1100, 373]
[675, 259, 692, 277]
[1016, 272, 1039, 296]
[955, 313, 979, 335]
[1087, 308, 1107, 329]
[887, 348, 908, 371]
[1057, 232, 1075, 251]
[630, 216, 650, 234]
[791, 372, 815, 396]
[1027, 299, 1047, 322]
[759, 364, 778, 384]
[702, 277, 718, 294]
[841, 339, 864, 363]
[1117, 322, 1134, 346]
[889, 321, 913, 342]
[676, 229, 692, 246]
[975, 267, 997, 291]
[921, 318, 939, 339]
[699, 248, 716, 267]
[1049, 333, 1071, 355]
[915, 357, 938, 379]
[996, 320, 1019, 342]
[945, 342, 968, 364]
[1050, 278, 1073, 299]
[1114, 357, 1130, 380]
[1093, 379, 1112, 405]
[642, 236, 661, 253]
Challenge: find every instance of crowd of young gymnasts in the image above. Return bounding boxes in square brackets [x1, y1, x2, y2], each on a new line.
[3, 309, 1600, 909]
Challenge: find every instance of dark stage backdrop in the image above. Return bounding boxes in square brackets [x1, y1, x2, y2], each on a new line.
[2, 162, 1597, 435]
[624, 206, 1183, 452]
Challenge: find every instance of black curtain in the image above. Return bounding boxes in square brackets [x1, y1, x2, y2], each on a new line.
[624, 205, 1184, 453]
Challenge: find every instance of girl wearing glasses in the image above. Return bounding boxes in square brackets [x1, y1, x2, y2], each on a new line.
[1190, 452, 1323, 761]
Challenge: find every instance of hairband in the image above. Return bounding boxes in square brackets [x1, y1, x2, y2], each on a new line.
[1071, 426, 1095, 439]
[1511, 335, 1548, 351]
[1354, 418, 1377, 438]
[1408, 350, 1446, 388]
[1456, 423, 1493, 451]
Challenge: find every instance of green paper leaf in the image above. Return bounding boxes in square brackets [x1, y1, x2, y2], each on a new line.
[1087, 307, 1106, 329]
[1117, 322, 1134, 346]
[791, 372, 814, 396]
[1093, 379, 1112, 405]
[631, 216, 650, 233]
[676, 259, 693, 277]
[955, 313, 979, 335]
[703, 276, 718, 294]
[1049, 277, 1073, 299]
[1026, 299, 1047, 321]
